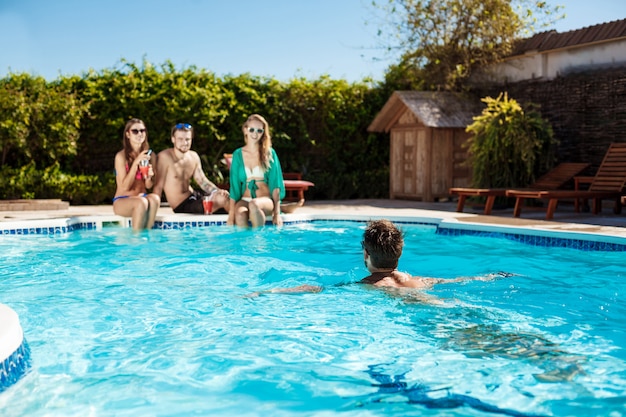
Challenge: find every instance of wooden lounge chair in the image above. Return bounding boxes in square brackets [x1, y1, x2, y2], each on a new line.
[449, 162, 590, 214]
[506, 142, 626, 220]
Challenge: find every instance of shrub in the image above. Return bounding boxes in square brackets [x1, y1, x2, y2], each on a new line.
[466, 93, 557, 188]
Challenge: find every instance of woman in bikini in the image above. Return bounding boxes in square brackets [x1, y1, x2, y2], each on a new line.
[113, 118, 160, 231]
[227, 114, 285, 227]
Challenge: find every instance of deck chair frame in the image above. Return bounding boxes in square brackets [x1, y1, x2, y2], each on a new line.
[506, 143, 626, 220]
[449, 162, 590, 214]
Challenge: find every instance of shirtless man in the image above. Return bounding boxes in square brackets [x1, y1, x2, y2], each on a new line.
[153, 123, 229, 214]
[360, 219, 499, 288]
[247, 219, 502, 297]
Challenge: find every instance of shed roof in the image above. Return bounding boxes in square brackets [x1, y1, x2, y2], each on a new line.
[511, 18, 626, 55]
[367, 91, 482, 133]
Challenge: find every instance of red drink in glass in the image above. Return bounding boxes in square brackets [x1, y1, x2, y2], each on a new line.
[139, 165, 149, 179]
[202, 196, 213, 215]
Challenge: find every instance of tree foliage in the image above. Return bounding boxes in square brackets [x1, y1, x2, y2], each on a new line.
[275, 76, 389, 198]
[373, 0, 563, 91]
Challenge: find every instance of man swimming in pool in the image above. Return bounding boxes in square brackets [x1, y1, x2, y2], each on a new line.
[246, 219, 505, 296]
[153, 123, 230, 214]
[359, 219, 503, 288]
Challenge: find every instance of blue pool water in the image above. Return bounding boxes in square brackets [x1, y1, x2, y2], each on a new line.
[0, 221, 625, 416]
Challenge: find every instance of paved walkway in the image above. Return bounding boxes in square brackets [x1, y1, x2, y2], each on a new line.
[1, 199, 625, 238]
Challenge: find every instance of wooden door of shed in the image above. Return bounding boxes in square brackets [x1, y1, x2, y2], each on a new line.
[390, 127, 469, 201]
[390, 127, 430, 200]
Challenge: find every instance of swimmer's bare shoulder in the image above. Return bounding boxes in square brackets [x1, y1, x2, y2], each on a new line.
[360, 272, 434, 289]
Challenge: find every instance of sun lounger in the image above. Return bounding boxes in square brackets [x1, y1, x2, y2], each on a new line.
[506, 143, 626, 220]
[449, 162, 590, 214]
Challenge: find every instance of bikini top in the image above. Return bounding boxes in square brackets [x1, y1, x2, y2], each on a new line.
[125, 163, 142, 180]
[245, 165, 264, 180]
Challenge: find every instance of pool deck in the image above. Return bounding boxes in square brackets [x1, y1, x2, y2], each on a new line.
[1, 198, 625, 238]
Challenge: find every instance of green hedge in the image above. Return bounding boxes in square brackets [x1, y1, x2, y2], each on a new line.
[0, 163, 114, 204]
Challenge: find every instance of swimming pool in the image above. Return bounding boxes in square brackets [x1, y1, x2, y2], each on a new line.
[0, 220, 625, 416]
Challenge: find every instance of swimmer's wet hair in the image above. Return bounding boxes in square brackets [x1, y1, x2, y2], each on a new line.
[362, 219, 404, 269]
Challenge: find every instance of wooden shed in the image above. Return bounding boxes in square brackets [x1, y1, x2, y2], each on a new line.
[368, 91, 481, 202]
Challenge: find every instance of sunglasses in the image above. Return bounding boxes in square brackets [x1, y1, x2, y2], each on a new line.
[247, 127, 264, 134]
[175, 123, 192, 129]
[130, 128, 146, 135]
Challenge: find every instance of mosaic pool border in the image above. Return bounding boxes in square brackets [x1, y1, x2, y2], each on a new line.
[0, 222, 98, 235]
[436, 227, 626, 251]
[0, 341, 30, 393]
[1, 214, 625, 251]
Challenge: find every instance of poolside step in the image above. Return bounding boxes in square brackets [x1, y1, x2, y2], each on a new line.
[0, 199, 70, 211]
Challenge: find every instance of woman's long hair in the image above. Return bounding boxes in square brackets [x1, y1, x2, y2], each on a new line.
[242, 114, 273, 170]
[122, 118, 150, 168]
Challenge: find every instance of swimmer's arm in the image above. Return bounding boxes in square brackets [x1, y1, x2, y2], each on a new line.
[425, 272, 514, 285]
[245, 284, 323, 298]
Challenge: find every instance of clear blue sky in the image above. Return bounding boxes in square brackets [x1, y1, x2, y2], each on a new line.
[1, 0, 625, 83]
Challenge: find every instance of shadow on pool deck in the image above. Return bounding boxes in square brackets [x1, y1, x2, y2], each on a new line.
[1, 198, 625, 237]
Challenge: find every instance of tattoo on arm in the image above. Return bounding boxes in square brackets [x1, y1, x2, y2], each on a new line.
[192, 164, 217, 194]
[200, 179, 217, 194]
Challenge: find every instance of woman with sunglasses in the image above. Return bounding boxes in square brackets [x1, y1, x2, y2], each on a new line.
[227, 114, 285, 227]
[112, 118, 160, 230]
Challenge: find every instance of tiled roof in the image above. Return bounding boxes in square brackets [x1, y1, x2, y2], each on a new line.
[368, 91, 482, 132]
[512, 18, 626, 55]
